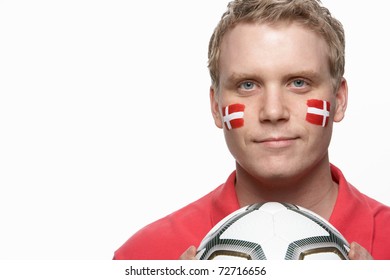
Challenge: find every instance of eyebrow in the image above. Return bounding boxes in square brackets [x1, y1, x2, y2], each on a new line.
[225, 70, 323, 84]
[223, 72, 260, 87]
[286, 70, 322, 81]
[226, 72, 256, 82]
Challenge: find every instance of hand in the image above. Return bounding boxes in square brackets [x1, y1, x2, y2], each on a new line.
[179, 245, 197, 260]
[348, 242, 373, 260]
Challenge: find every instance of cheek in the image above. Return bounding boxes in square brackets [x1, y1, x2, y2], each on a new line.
[223, 128, 246, 160]
[305, 99, 331, 128]
[303, 99, 334, 148]
[304, 119, 334, 157]
[220, 103, 246, 131]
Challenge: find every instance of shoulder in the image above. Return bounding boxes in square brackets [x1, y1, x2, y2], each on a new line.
[339, 180, 390, 258]
[113, 186, 219, 260]
[330, 165, 390, 259]
[346, 183, 390, 224]
[358, 191, 390, 259]
[114, 172, 240, 260]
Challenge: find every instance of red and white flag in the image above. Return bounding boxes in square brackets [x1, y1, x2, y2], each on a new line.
[306, 99, 330, 127]
[222, 103, 245, 130]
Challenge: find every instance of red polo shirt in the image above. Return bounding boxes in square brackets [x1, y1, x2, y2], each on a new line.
[114, 165, 390, 260]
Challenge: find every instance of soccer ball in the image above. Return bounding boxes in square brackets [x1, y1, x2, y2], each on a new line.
[196, 202, 350, 260]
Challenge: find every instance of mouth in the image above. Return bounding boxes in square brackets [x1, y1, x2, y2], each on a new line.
[254, 136, 299, 148]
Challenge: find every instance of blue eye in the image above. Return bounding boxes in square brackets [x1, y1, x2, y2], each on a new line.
[240, 82, 255, 90]
[292, 79, 306, 87]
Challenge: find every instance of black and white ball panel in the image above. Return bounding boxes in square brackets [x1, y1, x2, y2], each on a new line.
[196, 202, 350, 260]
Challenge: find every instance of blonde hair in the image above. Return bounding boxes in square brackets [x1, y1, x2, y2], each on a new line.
[208, 0, 345, 90]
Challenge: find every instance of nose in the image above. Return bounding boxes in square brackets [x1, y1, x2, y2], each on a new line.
[258, 87, 290, 124]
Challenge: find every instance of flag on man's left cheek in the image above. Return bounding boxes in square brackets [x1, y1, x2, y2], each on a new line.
[306, 99, 330, 127]
[222, 103, 245, 130]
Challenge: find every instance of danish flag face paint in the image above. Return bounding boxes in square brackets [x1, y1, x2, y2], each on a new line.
[222, 103, 245, 130]
[306, 99, 330, 127]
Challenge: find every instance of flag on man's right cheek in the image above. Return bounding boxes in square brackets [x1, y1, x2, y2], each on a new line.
[222, 103, 245, 130]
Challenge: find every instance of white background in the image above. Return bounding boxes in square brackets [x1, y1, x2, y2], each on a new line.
[0, 0, 389, 260]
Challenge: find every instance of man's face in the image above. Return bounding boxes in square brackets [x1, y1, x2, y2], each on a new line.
[211, 22, 347, 183]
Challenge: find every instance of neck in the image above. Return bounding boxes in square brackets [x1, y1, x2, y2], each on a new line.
[235, 158, 338, 220]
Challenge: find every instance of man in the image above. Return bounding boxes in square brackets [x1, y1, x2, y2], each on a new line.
[114, 0, 390, 260]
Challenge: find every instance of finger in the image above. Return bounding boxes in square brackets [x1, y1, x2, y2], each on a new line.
[179, 245, 197, 260]
[348, 242, 373, 260]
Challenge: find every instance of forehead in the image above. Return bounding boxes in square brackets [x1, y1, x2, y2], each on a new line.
[219, 22, 331, 81]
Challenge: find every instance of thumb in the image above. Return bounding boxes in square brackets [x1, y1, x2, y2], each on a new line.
[179, 245, 197, 260]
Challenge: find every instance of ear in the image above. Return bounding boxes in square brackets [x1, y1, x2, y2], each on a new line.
[333, 78, 348, 123]
[210, 86, 223, 129]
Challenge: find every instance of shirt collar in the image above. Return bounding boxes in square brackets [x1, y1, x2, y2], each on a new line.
[212, 166, 374, 250]
[210, 171, 240, 226]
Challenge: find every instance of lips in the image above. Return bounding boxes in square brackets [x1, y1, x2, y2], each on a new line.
[254, 136, 299, 148]
[258, 137, 297, 142]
